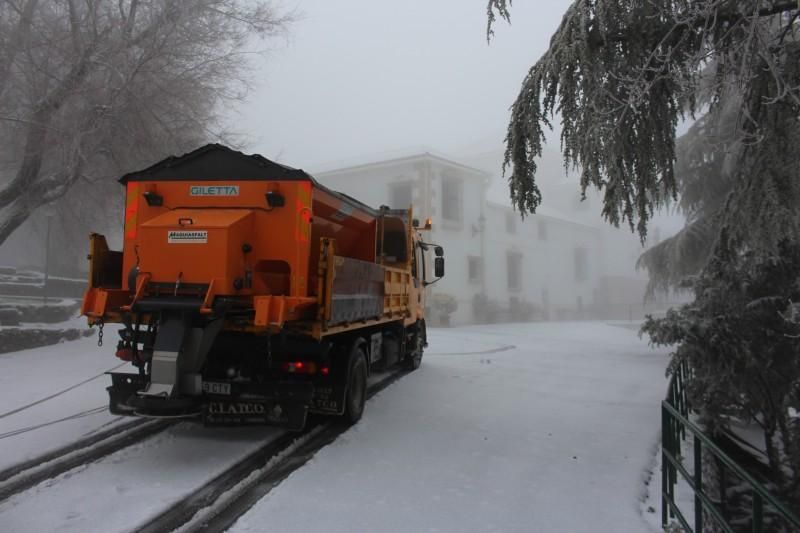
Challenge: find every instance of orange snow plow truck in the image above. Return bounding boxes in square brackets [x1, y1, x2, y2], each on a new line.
[81, 144, 444, 430]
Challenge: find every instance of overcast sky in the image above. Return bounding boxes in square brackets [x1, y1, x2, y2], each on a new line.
[233, 0, 573, 171]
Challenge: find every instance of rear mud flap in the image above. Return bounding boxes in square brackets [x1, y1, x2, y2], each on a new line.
[203, 381, 314, 431]
[204, 401, 308, 430]
[308, 346, 356, 415]
[309, 384, 344, 415]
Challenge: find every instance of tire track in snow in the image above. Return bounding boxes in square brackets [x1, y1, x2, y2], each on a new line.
[0, 362, 127, 420]
[135, 368, 411, 533]
[0, 418, 171, 503]
[0, 406, 108, 440]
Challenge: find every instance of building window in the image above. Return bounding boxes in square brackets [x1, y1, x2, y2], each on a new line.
[538, 220, 547, 240]
[441, 176, 462, 222]
[507, 252, 522, 290]
[468, 256, 482, 284]
[390, 182, 413, 210]
[574, 246, 589, 282]
[505, 211, 517, 234]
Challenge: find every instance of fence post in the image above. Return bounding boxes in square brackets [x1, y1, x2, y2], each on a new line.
[752, 492, 763, 533]
[662, 404, 668, 527]
[717, 456, 728, 523]
[694, 435, 703, 532]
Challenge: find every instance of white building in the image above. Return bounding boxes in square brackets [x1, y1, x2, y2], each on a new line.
[314, 148, 654, 325]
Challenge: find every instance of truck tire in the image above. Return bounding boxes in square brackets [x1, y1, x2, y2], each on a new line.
[342, 347, 367, 424]
[404, 329, 423, 370]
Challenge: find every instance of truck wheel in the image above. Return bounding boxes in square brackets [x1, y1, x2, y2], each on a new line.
[404, 331, 423, 370]
[342, 348, 367, 424]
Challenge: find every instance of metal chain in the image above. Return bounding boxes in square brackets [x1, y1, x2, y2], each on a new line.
[97, 319, 104, 347]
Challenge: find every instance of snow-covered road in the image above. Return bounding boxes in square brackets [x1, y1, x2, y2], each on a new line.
[231, 323, 669, 533]
[0, 318, 126, 471]
[0, 321, 668, 532]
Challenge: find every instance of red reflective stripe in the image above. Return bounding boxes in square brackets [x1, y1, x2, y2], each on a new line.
[125, 183, 139, 239]
[295, 184, 312, 244]
[295, 205, 311, 244]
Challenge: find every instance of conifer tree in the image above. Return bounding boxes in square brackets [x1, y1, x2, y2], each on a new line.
[487, 0, 800, 246]
[488, 0, 800, 506]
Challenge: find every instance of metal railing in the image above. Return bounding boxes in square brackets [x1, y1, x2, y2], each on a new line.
[661, 360, 800, 532]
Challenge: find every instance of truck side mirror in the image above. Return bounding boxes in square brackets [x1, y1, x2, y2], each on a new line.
[434, 257, 445, 278]
[434, 246, 444, 257]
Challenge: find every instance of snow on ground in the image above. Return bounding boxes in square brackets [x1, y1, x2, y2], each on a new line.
[0, 321, 670, 532]
[0, 319, 128, 470]
[641, 441, 695, 533]
[231, 322, 670, 533]
[0, 317, 287, 533]
[0, 422, 283, 533]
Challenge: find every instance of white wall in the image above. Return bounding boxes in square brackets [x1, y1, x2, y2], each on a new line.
[482, 204, 600, 320]
[426, 163, 487, 324]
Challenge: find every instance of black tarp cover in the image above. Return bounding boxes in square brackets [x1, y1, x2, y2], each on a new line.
[119, 143, 311, 184]
[118, 143, 380, 217]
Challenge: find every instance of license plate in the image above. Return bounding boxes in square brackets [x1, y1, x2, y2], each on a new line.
[204, 401, 307, 430]
[202, 381, 231, 395]
[208, 401, 268, 416]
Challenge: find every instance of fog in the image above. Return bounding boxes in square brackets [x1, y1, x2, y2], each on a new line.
[0, 5, 796, 531]
[0, 0, 683, 320]
[232, 0, 573, 168]
[227, 0, 683, 320]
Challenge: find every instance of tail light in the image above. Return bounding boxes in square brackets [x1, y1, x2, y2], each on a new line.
[281, 361, 329, 375]
[116, 347, 134, 361]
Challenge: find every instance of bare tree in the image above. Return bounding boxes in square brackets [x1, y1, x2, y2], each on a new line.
[0, 0, 292, 246]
